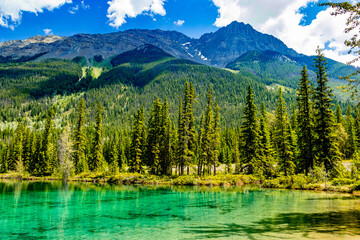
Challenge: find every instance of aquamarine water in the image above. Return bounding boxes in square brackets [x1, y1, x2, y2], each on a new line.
[0, 181, 359, 239]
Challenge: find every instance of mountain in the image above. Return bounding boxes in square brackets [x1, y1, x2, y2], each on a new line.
[225, 49, 356, 90]
[225, 50, 306, 87]
[110, 44, 173, 67]
[193, 21, 300, 66]
[1, 21, 354, 72]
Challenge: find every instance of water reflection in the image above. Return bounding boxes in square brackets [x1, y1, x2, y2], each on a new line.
[183, 209, 360, 239]
[0, 180, 359, 239]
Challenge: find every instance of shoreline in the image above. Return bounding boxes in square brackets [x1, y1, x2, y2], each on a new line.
[1, 172, 360, 196]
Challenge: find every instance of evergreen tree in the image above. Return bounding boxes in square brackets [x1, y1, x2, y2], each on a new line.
[90, 102, 107, 172]
[38, 106, 55, 176]
[178, 82, 196, 175]
[146, 98, 163, 174]
[355, 106, 360, 148]
[108, 134, 119, 174]
[259, 103, 273, 158]
[22, 126, 33, 172]
[159, 98, 172, 175]
[197, 114, 205, 175]
[274, 88, 295, 176]
[74, 98, 88, 173]
[240, 85, 259, 174]
[201, 87, 215, 175]
[290, 102, 298, 131]
[335, 104, 344, 124]
[130, 107, 145, 173]
[313, 48, 341, 174]
[259, 103, 275, 177]
[345, 105, 357, 159]
[11, 123, 24, 172]
[57, 123, 74, 179]
[296, 66, 315, 174]
[213, 100, 221, 175]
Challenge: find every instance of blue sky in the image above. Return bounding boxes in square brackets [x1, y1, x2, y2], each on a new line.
[0, 0, 355, 65]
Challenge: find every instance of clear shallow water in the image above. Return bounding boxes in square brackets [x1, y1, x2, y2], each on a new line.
[0, 181, 360, 240]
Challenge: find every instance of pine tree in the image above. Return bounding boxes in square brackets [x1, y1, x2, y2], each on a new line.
[274, 88, 295, 176]
[57, 123, 74, 179]
[11, 123, 24, 172]
[22, 126, 33, 172]
[345, 105, 357, 159]
[313, 47, 341, 174]
[130, 107, 145, 173]
[259, 103, 273, 157]
[197, 114, 205, 175]
[355, 106, 360, 148]
[240, 85, 260, 174]
[178, 82, 196, 175]
[159, 98, 172, 175]
[90, 102, 107, 172]
[213, 100, 221, 175]
[290, 102, 298, 131]
[335, 104, 344, 124]
[108, 134, 119, 175]
[146, 98, 163, 174]
[296, 66, 315, 174]
[118, 131, 126, 171]
[74, 98, 88, 173]
[38, 106, 55, 176]
[202, 87, 215, 175]
[258, 103, 275, 177]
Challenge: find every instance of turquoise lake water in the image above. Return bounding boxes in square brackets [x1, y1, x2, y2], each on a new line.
[0, 181, 359, 239]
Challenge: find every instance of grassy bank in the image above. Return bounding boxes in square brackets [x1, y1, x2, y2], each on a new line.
[1, 172, 360, 195]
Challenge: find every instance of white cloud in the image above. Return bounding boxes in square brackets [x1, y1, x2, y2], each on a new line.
[43, 28, 53, 35]
[69, 0, 89, 14]
[0, 0, 72, 29]
[174, 19, 184, 26]
[211, 0, 359, 66]
[107, 0, 166, 28]
[69, 4, 79, 14]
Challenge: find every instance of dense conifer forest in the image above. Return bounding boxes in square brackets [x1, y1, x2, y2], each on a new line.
[0, 48, 359, 185]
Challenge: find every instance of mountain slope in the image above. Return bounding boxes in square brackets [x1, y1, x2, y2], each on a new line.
[0, 21, 356, 74]
[225, 50, 356, 93]
[110, 44, 174, 67]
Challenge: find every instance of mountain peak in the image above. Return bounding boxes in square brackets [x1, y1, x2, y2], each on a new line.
[110, 44, 173, 67]
[223, 21, 254, 32]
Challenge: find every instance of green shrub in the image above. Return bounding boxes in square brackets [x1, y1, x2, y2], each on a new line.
[332, 178, 355, 186]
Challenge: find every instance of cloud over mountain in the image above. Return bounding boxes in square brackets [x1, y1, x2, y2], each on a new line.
[211, 0, 356, 66]
[0, 0, 72, 29]
[107, 0, 166, 28]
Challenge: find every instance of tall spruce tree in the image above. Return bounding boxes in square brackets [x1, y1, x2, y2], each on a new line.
[57, 123, 74, 179]
[38, 106, 55, 176]
[90, 102, 107, 172]
[241, 85, 259, 174]
[202, 87, 215, 175]
[146, 98, 163, 174]
[259, 103, 274, 177]
[130, 107, 145, 173]
[355, 106, 360, 148]
[159, 98, 172, 175]
[108, 134, 120, 174]
[74, 98, 87, 173]
[335, 104, 344, 125]
[178, 82, 196, 175]
[313, 47, 341, 173]
[345, 105, 357, 158]
[213, 100, 221, 175]
[297, 66, 315, 174]
[274, 88, 295, 176]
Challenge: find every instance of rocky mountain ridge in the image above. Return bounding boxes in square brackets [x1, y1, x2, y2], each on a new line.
[0, 21, 306, 67]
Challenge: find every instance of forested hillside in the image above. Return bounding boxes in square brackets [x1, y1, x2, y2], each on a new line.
[0, 45, 358, 186]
